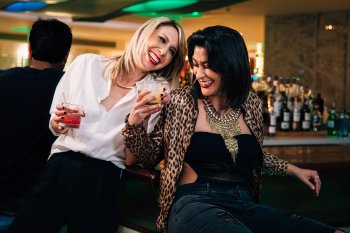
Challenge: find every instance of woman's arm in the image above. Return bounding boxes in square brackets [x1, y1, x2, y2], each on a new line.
[49, 55, 85, 136]
[262, 151, 288, 175]
[124, 147, 136, 166]
[122, 89, 169, 168]
[247, 92, 321, 195]
[122, 111, 165, 168]
[245, 92, 289, 175]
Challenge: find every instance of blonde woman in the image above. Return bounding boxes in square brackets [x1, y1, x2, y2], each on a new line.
[7, 17, 186, 233]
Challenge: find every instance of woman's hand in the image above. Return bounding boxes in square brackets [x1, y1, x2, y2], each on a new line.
[128, 88, 169, 126]
[287, 163, 321, 196]
[51, 103, 69, 134]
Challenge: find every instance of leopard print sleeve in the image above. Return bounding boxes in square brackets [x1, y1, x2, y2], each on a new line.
[244, 91, 288, 176]
[262, 151, 288, 175]
[122, 112, 165, 168]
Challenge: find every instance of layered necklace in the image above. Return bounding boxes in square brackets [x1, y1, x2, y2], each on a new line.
[202, 97, 242, 162]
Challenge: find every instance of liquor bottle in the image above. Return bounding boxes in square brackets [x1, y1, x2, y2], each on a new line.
[284, 76, 290, 96]
[289, 77, 300, 98]
[314, 93, 324, 115]
[268, 110, 277, 136]
[266, 75, 273, 95]
[292, 102, 301, 131]
[301, 99, 311, 131]
[338, 109, 349, 138]
[280, 94, 291, 131]
[278, 76, 286, 97]
[261, 94, 270, 135]
[312, 104, 322, 131]
[272, 86, 282, 129]
[272, 75, 279, 93]
[327, 102, 337, 137]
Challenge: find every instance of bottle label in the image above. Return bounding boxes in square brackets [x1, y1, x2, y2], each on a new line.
[328, 120, 335, 128]
[281, 122, 290, 130]
[304, 113, 311, 121]
[293, 112, 301, 122]
[268, 126, 276, 134]
[274, 102, 282, 117]
[283, 112, 291, 121]
[302, 121, 310, 130]
[270, 115, 277, 125]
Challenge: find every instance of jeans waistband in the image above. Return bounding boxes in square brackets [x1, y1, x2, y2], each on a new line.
[175, 181, 253, 202]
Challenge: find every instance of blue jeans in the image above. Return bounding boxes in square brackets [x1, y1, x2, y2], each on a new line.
[167, 182, 335, 233]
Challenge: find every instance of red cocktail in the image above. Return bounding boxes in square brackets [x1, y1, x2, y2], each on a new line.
[59, 104, 83, 128]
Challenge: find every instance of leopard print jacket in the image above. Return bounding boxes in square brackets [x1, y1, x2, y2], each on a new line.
[122, 86, 288, 232]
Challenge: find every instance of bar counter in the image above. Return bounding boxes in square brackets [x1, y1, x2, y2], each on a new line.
[264, 136, 350, 146]
[263, 136, 350, 167]
[260, 135, 350, 227]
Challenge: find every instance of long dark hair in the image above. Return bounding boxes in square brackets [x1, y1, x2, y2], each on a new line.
[187, 25, 252, 108]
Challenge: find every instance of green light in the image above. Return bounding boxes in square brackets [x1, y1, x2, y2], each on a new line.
[136, 11, 203, 20]
[123, 0, 198, 13]
[10, 26, 30, 33]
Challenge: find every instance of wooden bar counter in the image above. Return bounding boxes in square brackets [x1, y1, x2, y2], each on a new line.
[264, 135, 350, 169]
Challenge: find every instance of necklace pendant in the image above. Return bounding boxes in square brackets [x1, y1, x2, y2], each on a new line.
[224, 137, 239, 163]
[203, 97, 242, 162]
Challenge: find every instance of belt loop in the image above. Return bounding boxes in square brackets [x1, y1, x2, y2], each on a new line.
[206, 182, 210, 194]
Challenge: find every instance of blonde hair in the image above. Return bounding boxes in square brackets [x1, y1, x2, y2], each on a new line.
[111, 17, 186, 83]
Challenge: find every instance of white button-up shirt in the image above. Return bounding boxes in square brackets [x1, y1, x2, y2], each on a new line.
[49, 54, 160, 169]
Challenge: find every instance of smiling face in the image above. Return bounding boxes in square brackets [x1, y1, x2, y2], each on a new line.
[141, 25, 179, 73]
[193, 46, 224, 100]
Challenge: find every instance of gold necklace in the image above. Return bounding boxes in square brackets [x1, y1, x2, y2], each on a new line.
[113, 77, 135, 89]
[202, 97, 241, 162]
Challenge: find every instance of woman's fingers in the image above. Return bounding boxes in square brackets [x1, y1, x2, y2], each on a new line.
[312, 173, 321, 196]
[305, 171, 321, 197]
[132, 103, 161, 118]
[53, 104, 66, 128]
[128, 89, 164, 125]
[160, 90, 169, 105]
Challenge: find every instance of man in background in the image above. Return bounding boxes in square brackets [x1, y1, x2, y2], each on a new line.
[0, 18, 72, 232]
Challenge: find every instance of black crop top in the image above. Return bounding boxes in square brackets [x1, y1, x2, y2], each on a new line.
[184, 132, 263, 187]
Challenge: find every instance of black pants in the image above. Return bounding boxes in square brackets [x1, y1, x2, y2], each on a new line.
[168, 182, 336, 233]
[7, 151, 122, 233]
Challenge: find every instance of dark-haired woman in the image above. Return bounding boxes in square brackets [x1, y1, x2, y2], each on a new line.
[123, 25, 344, 233]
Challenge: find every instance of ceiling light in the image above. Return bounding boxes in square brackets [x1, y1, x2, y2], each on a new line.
[136, 11, 203, 20]
[45, 0, 70, 3]
[3, 1, 47, 12]
[122, 0, 198, 13]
